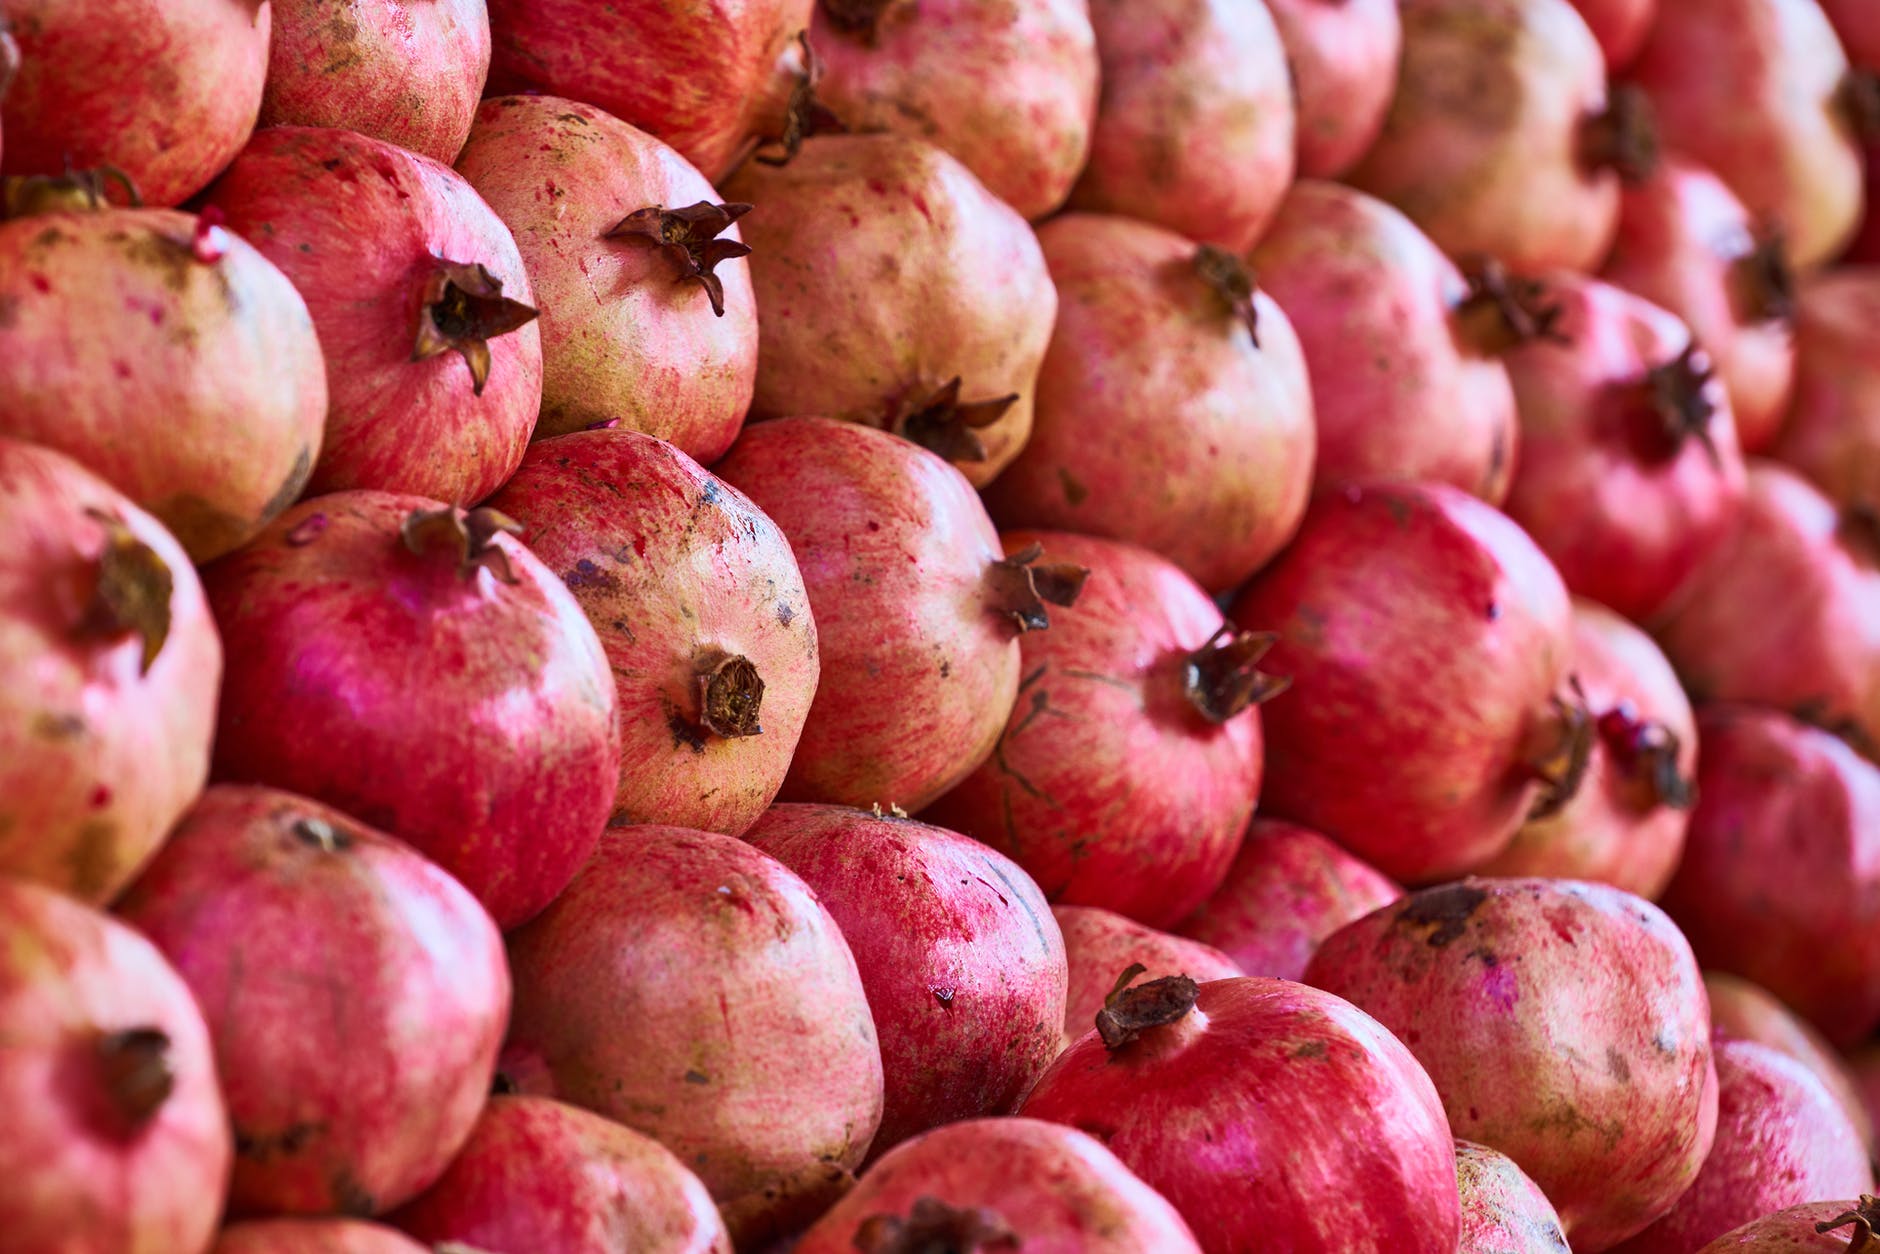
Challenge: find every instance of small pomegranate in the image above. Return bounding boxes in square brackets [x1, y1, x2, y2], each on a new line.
[1566, 0, 1657, 69]
[1264, 0, 1401, 179]
[1457, 1141, 1571, 1254]
[1706, 972, 1874, 1154]
[1773, 270, 1880, 517]
[213, 1219, 429, 1253]
[1695, 1199, 1880, 1252]
[1052, 905, 1241, 1048]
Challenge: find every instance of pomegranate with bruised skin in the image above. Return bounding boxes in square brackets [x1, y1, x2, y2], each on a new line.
[199, 125, 542, 505]
[1264, 0, 1402, 179]
[213, 1219, 430, 1253]
[1456, 1141, 1571, 1254]
[1052, 905, 1241, 1047]
[1705, 972, 1874, 1153]
[1774, 270, 1880, 517]
[1695, 1199, 1880, 1252]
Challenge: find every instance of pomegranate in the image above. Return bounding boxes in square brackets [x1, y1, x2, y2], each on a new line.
[713, 418, 1084, 813]
[0, 438, 221, 903]
[1567, 0, 1656, 69]
[1456, 1141, 1571, 1254]
[214, 1220, 429, 1253]
[1659, 706, 1880, 1047]
[720, 133, 1055, 486]
[1052, 905, 1241, 1048]
[260, 0, 490, 165]
[0, 877, 231, 1252]
[1705, 972, 1874, 1153]
[199, 125, 542, 505]
[1248, 181, 1526, 504]
[484, 428, 817, 836]
[388, 1095, 731, 1253]
[1069, 0, 1295, 253]
[807, 0, 1100, 220]
[1176, 818, 1402, 982]
[1695, 1200, 1880, 1252]
[790, 1118, 1203, 1254]
[1602, 156, 1797, 454]
[204, 491, 620, 930]
[1773, 270, 1880, 516]
[499, 826, 884, 1248]
[1226, 481, 1578, 883]
[1020, 974, 1460, 1254]
[1264, 0, 1402, 179]
[0, 0, 269, 206]
[1303, 878, 1720, 1252]
[979, 215, 1316, 591]
[455, 96, 756, 455]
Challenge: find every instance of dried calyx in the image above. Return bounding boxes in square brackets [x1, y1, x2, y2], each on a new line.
[1184, 625, 1290, 724]
[1729, 232, 1794, 325]
[1596, 703, 1696, 811]
[607, 200, 752, 318]
[1096, 964, 1200, 1051]
[96, 1027, 175, 1128]
[1193, 244, 1261, 345]
[1633, 342, 1722, 469]
[412, 259, 539, 397]
[399, 505, 526, 585]
[1, 165, 139, 219]
[853, 1197, 1020, 1254]
[1840, 69, 1880, 144]
[78, 509, 173, 676]
[820, 0, 898, 43]
[1818, 1196, 1880, 1253]
[1521, 683, 1596, 821]
[1454, 258, 1565, 355]
[756, 32, 845, 166]
[984, 543, 1089, 634]
[892, 377, 1019, 465]
[697, 651, 766, 739]
[1578, 83, 1659, 183]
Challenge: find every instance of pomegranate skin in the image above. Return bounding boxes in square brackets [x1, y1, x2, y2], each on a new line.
[0, 0, 269, 207]
[981, 215, 1316, 591]
[1053, 905, 1241, 1048]
[1456, 1141, 1571, 1254]
[745, 804, 1068, 1154]
[790, 1118, 1203, 1254]
[1249, 181, 1520, 505]
[1695, 1201, 1880, 1252]
[200, 125, 543, 506]
[213, 1219, 428, 1253]
[1822, 0, 1880, 64]
[0, 438, 222, 903]
[1773, 270, 1880, 516]
[387, 1095, 731, 1254]
[1021, 976, 1461, 1254]
[500, 827, 885, 1249]
[1566, 0, 1656, 68]
[455, 96, 756, 455]
[1227, 482, 1574, 883]
[1176, 819, 1402, 982]
[1705, 972, 1874, 1154]
[1304, 878, 1721, 1253]
[204, 490, 620, 930]
[1265, 0, 1402, 179]
[260, 0, 490, 166]
[0, 878, 231, 1253]
[1069, 0, 1295, 253]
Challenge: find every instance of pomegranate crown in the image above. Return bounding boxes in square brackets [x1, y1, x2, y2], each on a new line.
[75, 509, 174, 675]
[1578, 83, 1659, 184]
[853, 1197, 1020, 1254]
[1192, 245, 1262, 345]
[984, 543, 1089, 635]
[607, 200, 753, 317]
[1184, 625, 1290, 724]
[1637, 341, 1723, 470]
[1094, 964, 1200, 1050]
[1818, 1197, 1880, 1253]
[1, 164, 138, 219]
[1454, 258, 1565, 355]
[1521, 682, 1595, 822]
[820, 0, 897, 44]
[412, 258, 539, 397]
[754, 32, 846, 166]
[891, 377, 1019, 467]
[399, 504, 527, 585]
[1596, 701, 1696, 812]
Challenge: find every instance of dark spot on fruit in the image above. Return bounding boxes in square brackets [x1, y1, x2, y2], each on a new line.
[931, 986, 955, 1006]
[234, 1119, 325, 1163]
[1397, 882, 1489, 948]
[1058, 467, 1089, 506]
[776, 601, 795, 626]
[65, 819, 119, 900]
[1486, 600, 1502, 620]
[0, 294, 18, 327]
[33, 711, 87, 740]
[563, 558, 613, 590]
[1467, 947, 1499, 967]
[667, 708, 706, 754]
[939, 659, 951, 678]
[321, 158, 343, 171]
[684, 1069, 710, 1084]
[1605, 1047, 1632, 1083]
[329, 1168, 376, 1217]
[1292, 1040, 1329, 1060]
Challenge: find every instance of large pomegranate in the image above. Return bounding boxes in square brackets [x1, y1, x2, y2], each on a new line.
[721, 133, 1055, 486]
[199, 125, 543, 505]
[455, 96, 757, 456]
[1456, 1141, 1571, 1254]
[1052, 905, 1240, 1048]
[0, 877, 231, 1252]
[1567, 0, 1656, 69]
[499, 827, 884, 1248]
[1694, 1200, 1880, 1252]
[1304, 878, 1720, 1252]
[1706, 972, 1874, 1153]
[204, 491, 620, 930]
[980, 215, 1316, 591]
[0, 438, 221, 902]
[713, 418, 1084, 812]
[484, 429, 817, 836]
[1265, 0, 1401, 179]
[1773, 270, 1880, 516]
[213, 1220, 429, 1253]
[0, 0, 270, 206]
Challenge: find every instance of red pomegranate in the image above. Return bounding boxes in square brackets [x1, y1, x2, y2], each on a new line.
[484, 429, 817, 836]
[1069, 0, 1295, 253]
[807, 0, 1099, 220]
[713, 418, 1084, 813]
[1176, 818, 1402, 982]
[388, 1095, 731, 1253]
[1304, 878, 1720, 1252]
[1249, 181, 1526, 504]
[455, 96, 757, 457]
[0, 438, 221, 903]
[499, 827, 885, 1248]
[1227, 481, 1577, 883]
[1773, 270, 1880, 516]
[1265, 0, 1401, 179]
[0, 0, 269, 206]
[0, 877, 231, 1252]
[213, 1219, 429, 1253]
[1694, 1200, 1880, 1252]
[199, 125, 543, 505]
[721, 133, 1055, 486]
[980, 215, 1316, 591]
[1706, 972, 1874, 1154]
[1052, 905, 1241, 1048]
[1456, 1141, 1571, 1254]
[790, 1118, 1203, 1254]
[1567, 0, 1656, 68]
[1020, 975, 1460, 1254]
[260, 0, 490, 165]
[204, 491, 620, 930]
[745, 804, 1067, 1154]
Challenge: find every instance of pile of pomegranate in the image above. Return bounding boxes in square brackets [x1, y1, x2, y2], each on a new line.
[7, 0, 1880, 1249]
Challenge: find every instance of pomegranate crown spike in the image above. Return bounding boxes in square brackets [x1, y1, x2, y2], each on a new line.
[891, 377, 1019, 466]
[1522, 679, 1596, 821]
[411, 258, 539, 396]
[606, 200, 753, 317]
[1184, 624, 1290, 723]
[984, 543, 1090, 635]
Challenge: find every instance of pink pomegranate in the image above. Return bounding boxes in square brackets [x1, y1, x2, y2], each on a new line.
[1706, 972, 1874, 1153]
[214, 1219, 429, 1253]
[388, 1095, 731, 1253]
[721, 133, 1055, 486]
[204, 491, 620, 930]
[1227, 482, 1577, 883]
[499, 827, 885, 1248]
[1069, 0, 1295, 253]
[1602, 157, 1797, 455]
[1020, 975, 1461, 1254]
[980, 215, 1316, 591]
[484, 429, 816, 836]
[1249, 181, 1526, 504]
[455, 96, 756, 456]
[807, 0, 1099, 220]
[1052, 905, 1241, 1048]
[1176, 818, 1402, 981]
[0, 0, 269, 206]
[199, 125, 543, 505]
[1695, 1200, 1880, 1252]
[713, 418, 1084, 812]
[1304, 878, 1721, 1252]
[0, 438, 221, 902]
[1456, 1141, 1571, 1254]
[0, 877, 231, 1252]
[1773, 270, 1880, 516]
[1567, 0, 1656, 68]
[1265, 0, 1402, 178]
[260, 0, 490, 165]
[1660, 706, 1880, 1047]
[791, 1118, 1203, 1254]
